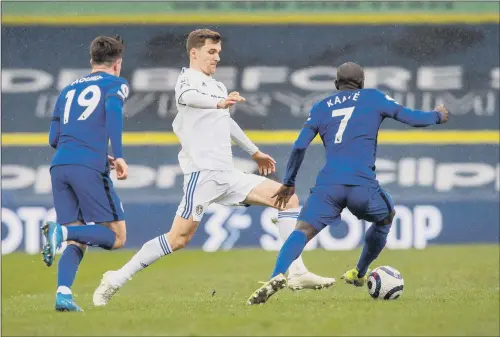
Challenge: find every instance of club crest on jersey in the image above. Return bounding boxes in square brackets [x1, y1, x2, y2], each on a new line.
[180, 77, 190, 90]
[196, 205, 204, 215]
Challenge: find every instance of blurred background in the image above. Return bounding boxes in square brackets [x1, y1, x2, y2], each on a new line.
[1, 0, 499, 255]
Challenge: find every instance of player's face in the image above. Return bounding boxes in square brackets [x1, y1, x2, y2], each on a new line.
[193, 39, 221, 75]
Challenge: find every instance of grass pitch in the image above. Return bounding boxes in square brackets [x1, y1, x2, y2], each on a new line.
[2, 245, 499, 336]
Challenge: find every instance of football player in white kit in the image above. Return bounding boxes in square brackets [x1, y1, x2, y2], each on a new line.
[93, 29, 335, 306]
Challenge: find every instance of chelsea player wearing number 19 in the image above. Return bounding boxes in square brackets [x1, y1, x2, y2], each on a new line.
[41, 36, 130, 312]
[247, 62, 450, 305]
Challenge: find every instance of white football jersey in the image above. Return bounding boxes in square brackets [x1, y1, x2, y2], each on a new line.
[173, 67, 233, 174]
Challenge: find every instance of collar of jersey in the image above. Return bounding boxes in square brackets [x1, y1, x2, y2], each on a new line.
[184, 67, 214, 82]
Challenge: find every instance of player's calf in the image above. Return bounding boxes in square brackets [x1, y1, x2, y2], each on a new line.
[56, 242, 86, 308]
[165, 215, 199, 251]
[166, 232, 191, 251]
[355, 210, 395, 278]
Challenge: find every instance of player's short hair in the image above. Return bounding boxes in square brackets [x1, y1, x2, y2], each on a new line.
[336, 62, 365, 90]
[186, 29, 221, 54]
[90, 35, 125, 66]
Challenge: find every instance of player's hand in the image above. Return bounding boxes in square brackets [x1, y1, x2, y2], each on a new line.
[217, 91, 246, 109]
[108, 155, 116, 170]
[272, 185, 296, 210]
[435, 104, 449, 124]
[114, 158, 128, 180]
[251, 150, 276, 176]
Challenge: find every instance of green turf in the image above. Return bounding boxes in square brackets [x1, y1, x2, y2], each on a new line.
[2, 245, 499, 336]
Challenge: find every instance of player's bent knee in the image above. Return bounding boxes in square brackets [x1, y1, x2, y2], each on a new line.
[102, 220, 127, 249]
[112, 234, 127, 249]
[67, 240, 87, 252]
[376, 210, 396, 226]
[111, 229, 126, 249]
[295, 220, 319, 242]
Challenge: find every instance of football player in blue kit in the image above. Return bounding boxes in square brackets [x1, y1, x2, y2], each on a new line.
[247, 62, 449, 305]
[41, 35, 130, 311]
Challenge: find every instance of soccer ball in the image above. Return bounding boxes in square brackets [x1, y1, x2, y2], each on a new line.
[367, 266, 404, 300]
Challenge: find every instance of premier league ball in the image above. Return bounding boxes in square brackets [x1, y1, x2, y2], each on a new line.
[367, 266, 404, 300]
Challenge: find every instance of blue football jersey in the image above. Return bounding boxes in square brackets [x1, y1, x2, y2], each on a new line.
[284, 88, 441, 187]
[49, 72, 129, 173]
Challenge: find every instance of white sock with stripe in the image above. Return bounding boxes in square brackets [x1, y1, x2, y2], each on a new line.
[277, 207, 309, 276]
[113, 234, 172, 286]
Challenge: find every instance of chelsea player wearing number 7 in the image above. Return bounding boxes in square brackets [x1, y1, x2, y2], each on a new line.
[41, 36, 130, 312]
[247, 62, 449, 305]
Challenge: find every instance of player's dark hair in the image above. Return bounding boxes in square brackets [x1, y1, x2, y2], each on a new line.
[186, 29, 221, 54]
[335, 62, 365, 91]
[90, 35, 125, 66]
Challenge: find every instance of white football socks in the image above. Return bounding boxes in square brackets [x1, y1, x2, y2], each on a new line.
[114, 234, 172, 286]
[277, 207, 309, 276]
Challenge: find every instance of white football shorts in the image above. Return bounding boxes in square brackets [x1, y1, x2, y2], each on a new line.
[176, 169, 266, 221]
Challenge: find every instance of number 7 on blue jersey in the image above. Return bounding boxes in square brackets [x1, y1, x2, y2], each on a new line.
[332, 107, 355, 143]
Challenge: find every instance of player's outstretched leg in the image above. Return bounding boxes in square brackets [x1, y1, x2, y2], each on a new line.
[247, 221, 317, 305]
[93, 215, 198, 306]
[245, 179, 335, 290]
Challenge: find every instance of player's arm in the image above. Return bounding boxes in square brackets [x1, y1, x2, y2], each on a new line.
[49, 117, 60, 149]
[230, 118, 275, 175]
[282, 126, 318, 187]
[105, 81, 130, 160]
[105, 94, 125, 159]
[273, 104, 320, 208]
[229, 118, 259, 155]
[176, 74, 219, 109]
[379, 92, 449, 126]
[178, 90, 244, 109]
[178, 89, 220, 108]
[282, 105, 320, 187]
[48, 96, 62, 148]
[273, 124, 317, 209]
[176, 76, 244, 109]
[106, 84, 129, 180]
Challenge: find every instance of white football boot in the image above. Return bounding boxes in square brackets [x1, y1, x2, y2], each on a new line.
[93, 271, 123, 306]
[287, 271, 336, 291]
